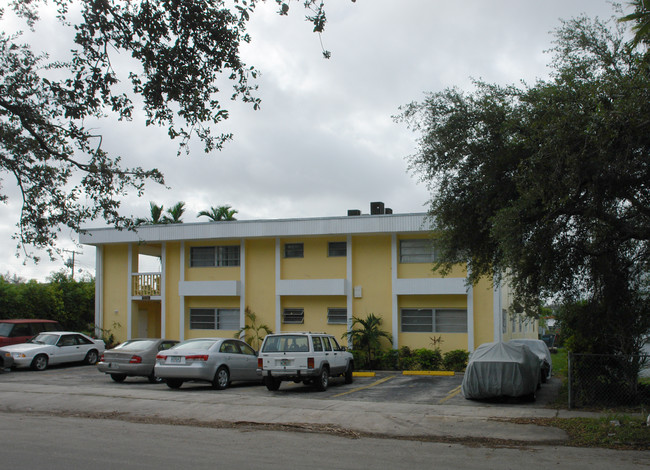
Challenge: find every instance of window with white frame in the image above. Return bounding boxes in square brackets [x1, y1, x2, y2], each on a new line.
[284, 243, 304, 258]
[328, 242, 347, 257]
[282, 308, 304, 324]
[400, 308, 467, 333]
[399, 239, 438, 263]
[190, 246, 240, 267]
[189, 308, 240, 330]
[327, 308, 347, 324]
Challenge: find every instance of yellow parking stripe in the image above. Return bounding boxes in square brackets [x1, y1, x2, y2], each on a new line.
[352, 371, 376, 377]
[331, 375, 395, 398]
[438, 385, 462, 404]
[402, 370, 455, 376]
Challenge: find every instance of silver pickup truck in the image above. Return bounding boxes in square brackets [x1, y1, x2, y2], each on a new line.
[257, 332, 354, 391]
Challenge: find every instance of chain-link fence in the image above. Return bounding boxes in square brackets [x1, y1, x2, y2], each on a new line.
[568, 353, 650, 410]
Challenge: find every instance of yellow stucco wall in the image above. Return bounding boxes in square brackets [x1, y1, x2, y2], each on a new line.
[245, 238, 276, 332]
[184, 240, 241, 282]
[102, 244, 129, 343]
[281, 237, 347, 280]
[350, 235, 392, 320]
[183, 295, 240, 339]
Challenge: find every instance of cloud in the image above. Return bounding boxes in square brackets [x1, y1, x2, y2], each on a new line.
[0, 0, 618, 280]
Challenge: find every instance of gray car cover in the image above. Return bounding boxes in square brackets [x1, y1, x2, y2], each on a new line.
[462, 341, 541, 399]
[509, 338, 552, 380]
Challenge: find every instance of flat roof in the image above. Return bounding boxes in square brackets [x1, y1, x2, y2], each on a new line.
[79, 212, 431, 246]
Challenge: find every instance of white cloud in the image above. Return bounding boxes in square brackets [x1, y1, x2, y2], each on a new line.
[0, 0, 618, 280]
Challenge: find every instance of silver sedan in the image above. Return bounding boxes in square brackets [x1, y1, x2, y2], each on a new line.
[154, 338, 260, 390]
[97, 338, 179, 383]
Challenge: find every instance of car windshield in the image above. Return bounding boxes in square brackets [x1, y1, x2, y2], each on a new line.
[30, 333, 58, 345]
[172, 340, 217, 351]
[262, 335, 309, 353]
[113, 340, 156, 351]
[0, 323, 13, 336]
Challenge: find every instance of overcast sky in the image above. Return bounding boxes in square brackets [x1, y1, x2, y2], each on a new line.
[0, 0, 621, 281]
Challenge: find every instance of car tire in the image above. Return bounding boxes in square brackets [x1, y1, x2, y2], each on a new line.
[264, 376, 281, 391]
[315, 367, 329, 391]
[85, 350, 99, 365]
[147, 372, 163, 384]
[213, 366, 230, 390]
[344, 362, 354, 384]
[31, 354, 48, 371]
[110, 373, 127, 383]
[166, 379, 183, 389]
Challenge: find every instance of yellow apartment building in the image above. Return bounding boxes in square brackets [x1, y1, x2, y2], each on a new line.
[80, 207, 536, 353]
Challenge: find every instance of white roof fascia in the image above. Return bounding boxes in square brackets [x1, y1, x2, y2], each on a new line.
[79, 213, 430, 246]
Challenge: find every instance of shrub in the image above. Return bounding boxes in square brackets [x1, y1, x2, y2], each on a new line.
[443, 349, 469, 372]
[377, 349, 400, 370]
[414, 348, 443, 370]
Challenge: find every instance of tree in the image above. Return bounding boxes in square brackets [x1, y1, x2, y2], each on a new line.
[134, 202, 166, 226]
[343, 313, 392, 369]
[619, 0, 650, 47]
[0, 0, 335, 259]
[197, 205, 238, 221]
[398, 15, 650, 360]
[163, 201, 186, 224]
[235, 306, 272, 350]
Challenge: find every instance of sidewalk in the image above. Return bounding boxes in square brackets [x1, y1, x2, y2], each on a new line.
[0, 380, 604, 444]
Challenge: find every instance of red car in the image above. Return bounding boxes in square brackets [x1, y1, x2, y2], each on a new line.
[0, 319, 62, 347]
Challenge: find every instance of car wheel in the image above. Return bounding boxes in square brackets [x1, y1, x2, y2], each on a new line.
[166, 379, 183, 389]
[264, 376, 281, 391]
[110, 373, 127, 383]
[344, 361, 354, 384]
[148, 372, 163, 384]
[213, 366, 230, 390]
[85, 350, 99, 365]
[315, 367, 329, 391]
[30, 354, 48, 371]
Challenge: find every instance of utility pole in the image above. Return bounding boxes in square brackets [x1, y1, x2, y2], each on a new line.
[62, 249, 82, 280]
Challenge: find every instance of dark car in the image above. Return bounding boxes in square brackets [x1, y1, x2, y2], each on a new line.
[0, 348, 14, 370]
[0, 319, 62, 347]
[98, 338, 179, 383]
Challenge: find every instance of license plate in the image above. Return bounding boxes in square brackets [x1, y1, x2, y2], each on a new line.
[280, 359, 290, 366]
[170, 356, 182, 363]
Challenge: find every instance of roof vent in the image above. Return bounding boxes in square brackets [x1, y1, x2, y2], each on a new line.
[370, 202, 385, 215]
[347, 209, 361, 216]
[385, 208, 393, 214]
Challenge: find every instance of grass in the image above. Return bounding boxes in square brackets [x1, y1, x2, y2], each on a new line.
[528, 415, 650, 450]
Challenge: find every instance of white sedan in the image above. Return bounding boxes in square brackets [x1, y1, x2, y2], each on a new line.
[3, 331, 105, 371]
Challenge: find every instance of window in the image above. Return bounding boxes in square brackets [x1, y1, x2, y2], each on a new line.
[284, 243, 304, 258]
[328, 241, 347, 257]
[322, 336, 332, 351]
[282, 308, 304, 324]
[189, 308, 240, 330]
[400, 308, 467, 333]
[327, 308, 347, 324]
[399, 239, 437, 263]
[190, 246, 240, 267]
[313, 336, 323, 351]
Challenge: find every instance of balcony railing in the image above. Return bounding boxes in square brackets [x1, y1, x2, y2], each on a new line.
[132, 272, 161, 297]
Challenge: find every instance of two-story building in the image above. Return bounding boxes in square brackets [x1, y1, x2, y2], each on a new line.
[80, 204, 536, 353]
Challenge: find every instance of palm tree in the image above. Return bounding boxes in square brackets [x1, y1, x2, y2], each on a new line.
[134, 202, 166, 225]
[235, 307, 272, 350]
[163, 201, 185, 224]
[197, 205, 238, 221]
[343, 313, 392, 369]
[619, 0, 650, 47]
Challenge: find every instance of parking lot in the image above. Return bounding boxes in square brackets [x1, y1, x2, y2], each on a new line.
[0, 362, 561, 408]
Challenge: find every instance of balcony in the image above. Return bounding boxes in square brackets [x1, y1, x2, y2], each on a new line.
[132, 273, 161, 297]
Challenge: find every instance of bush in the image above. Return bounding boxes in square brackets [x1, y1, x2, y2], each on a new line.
[443, 349, 469, 372]
[414, 348, 443, 370]
[376, 349, 400, 370]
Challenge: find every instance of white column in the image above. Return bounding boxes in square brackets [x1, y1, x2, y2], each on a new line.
[391, 233, 399, 349]
[240, 239, 246, 334]
[94, 247, 103, 337]
[179, 241, 185, 341]
[466, 265, 474, 352]
[127, 244, 132, 340]
[493, 276, 503, 343]
[275, 238, 282, 333]
[346, 234, 353, 349]
[160, 242, 166, 338]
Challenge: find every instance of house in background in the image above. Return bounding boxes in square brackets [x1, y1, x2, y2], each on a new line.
[80, 203, 537, 353]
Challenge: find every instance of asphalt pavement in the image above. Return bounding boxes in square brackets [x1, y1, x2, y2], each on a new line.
[0, 366, 608, 446]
